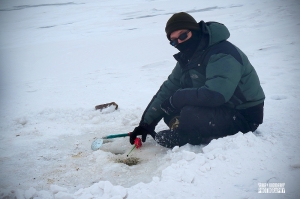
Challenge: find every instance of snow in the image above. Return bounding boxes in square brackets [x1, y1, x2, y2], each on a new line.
[0, 0, 300, 198]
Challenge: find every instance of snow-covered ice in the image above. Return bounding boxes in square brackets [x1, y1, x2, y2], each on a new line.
[0, 0, 300, 198]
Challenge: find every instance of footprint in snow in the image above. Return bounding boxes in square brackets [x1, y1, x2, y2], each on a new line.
[270, 95, 288, 100]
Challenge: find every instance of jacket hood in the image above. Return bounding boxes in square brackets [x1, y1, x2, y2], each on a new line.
[200, 21, 230, 46]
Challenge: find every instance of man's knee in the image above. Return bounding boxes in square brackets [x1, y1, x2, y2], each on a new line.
[179, 106, 211, 129]
[163, 106, 209, 129]
[177, 106, 213, 140]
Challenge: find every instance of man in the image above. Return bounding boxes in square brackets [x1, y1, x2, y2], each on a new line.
[129, 12, 265, 148]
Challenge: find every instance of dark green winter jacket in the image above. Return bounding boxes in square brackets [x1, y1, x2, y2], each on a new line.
[140, 21, 265, 130]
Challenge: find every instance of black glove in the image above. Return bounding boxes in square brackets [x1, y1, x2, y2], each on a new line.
[130, 125, 155, 144]
[160, 96, 179, 115]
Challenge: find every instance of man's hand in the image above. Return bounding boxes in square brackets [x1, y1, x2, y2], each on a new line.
[130, 125, 155, 144]
[160, 96, 179, 115]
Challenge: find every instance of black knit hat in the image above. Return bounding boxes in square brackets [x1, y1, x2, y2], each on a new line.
[165, 12, 200, 40]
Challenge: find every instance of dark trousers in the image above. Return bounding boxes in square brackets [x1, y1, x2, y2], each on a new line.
[155, 105, 256, 148]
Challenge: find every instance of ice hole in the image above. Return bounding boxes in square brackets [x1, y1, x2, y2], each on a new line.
[115, 157, 140, 166]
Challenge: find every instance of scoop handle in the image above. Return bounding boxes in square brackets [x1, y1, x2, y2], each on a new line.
[102, 133, 130, 139]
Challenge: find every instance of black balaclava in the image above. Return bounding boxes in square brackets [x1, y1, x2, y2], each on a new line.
[176, 30, 201, 60]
